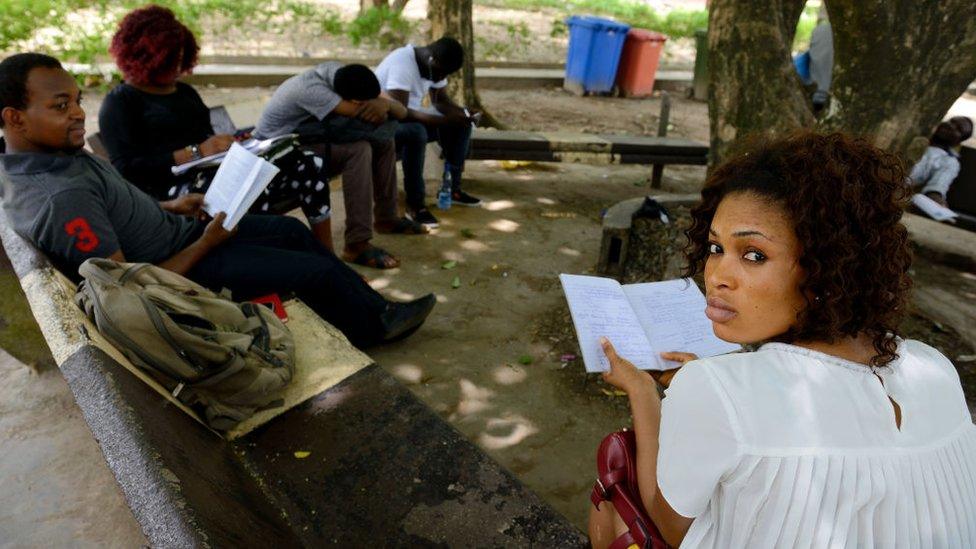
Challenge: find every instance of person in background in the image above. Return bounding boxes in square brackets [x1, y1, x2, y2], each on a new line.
[375, 36, 482, 229]
[910, 116, 973, 206]
[254, 61, 426, 269]
[589, 131, 976, 548]
[0, 53, 435, 349]
[98, 6, 337, 250]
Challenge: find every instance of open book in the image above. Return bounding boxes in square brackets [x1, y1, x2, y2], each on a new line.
[560, 274, 740, 373]
[202, 143, 280, 230]
[171, 134, 297, 175]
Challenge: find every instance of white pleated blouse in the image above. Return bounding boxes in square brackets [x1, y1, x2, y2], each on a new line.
[658, 340, 976, 548]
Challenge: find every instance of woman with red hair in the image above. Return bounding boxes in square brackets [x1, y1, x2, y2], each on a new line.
[98, 5, 337, 250]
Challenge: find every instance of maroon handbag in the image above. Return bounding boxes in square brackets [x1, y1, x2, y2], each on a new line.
[590, 430, 669, 549]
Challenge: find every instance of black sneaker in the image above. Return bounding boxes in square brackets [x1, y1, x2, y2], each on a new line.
[451, 190, 482, 207]
[380, 293, 436, 343]
[410, 207, 439, 228]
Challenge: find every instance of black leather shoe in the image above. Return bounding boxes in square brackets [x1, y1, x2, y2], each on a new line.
[380, 293, 436, 343]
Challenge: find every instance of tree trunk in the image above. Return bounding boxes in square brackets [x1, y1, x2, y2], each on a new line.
[359, 0, 409, 15]
[822, 0, 976, 157]
[708, 0, 976, 166]
[707, 0, 813, 165]
[427, 0, 505, 128]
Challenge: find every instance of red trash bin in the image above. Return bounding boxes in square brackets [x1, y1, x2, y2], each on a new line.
[615, 29, 667, 97]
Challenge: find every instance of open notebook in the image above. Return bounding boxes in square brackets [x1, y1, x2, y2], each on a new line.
[560, 274, 740, 372]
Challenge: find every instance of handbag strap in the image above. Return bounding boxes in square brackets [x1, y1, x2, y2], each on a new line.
[591, 473, 667, 549]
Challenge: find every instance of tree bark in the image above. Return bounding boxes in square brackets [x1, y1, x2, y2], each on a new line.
[428, 0, 505, 128]
[708, 0, 976, 166]
[707, 0, 813, 165]
[822, 0, 976, 156]
[359, 0, 409, 15]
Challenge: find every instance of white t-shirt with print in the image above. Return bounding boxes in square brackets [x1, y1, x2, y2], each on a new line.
[374, 45, 447, 111]
[658, 339, 976, 548]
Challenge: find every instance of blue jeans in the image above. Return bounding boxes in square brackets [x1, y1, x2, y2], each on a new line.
[186, 215, 388, 347]
[395, 122, 472, 211]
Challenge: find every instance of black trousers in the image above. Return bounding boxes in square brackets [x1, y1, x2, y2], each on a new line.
[186, 215, 387, 347]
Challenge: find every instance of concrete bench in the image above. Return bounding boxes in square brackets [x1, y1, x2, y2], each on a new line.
[470, 129, 708, 165]
[469, 94, 708, 188]
[0, 211, 586, 547]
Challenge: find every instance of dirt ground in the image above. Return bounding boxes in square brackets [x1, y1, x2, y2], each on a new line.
[189, 0, 702, 67]
[2, 84, 975, 545]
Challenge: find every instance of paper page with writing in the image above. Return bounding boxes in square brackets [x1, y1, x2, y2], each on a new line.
[203, 143, 280, 230]
[559, 274, 656, 373]
[622, 278, 740, 369]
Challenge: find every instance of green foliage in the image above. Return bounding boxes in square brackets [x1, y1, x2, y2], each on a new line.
[482, 0, 708, 39]
[348, 6, 413, 48]
[550, 18, 567, 37]
[478, 19, 532, 58]
[0, 0, 345, 67]
[793, 4, 819, 50]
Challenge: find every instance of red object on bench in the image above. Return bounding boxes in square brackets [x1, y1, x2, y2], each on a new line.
[251, 294, 288, 323]
[591, 429, 670, 549]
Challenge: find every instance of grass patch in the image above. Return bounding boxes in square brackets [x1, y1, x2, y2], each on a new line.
[348, 5, 414, 48]
[481, 0, 819, 45]
[480, 0, 706, 38]
[0, 0, 345, 68]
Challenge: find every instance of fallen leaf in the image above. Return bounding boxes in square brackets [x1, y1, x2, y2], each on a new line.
[451, 276, 461, 289]
[460, 228, 475, 238]
[518, 355, 533, 365]
[294, 451, 311, 459]
[441, 260, 457, 270]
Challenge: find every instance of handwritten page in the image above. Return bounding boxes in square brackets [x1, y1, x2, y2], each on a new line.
[203, 143, 280, 230]
[622, 279, 740, 369]
[559, 274, 656, 372]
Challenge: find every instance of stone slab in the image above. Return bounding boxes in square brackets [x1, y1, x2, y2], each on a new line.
[903, 213, 976, 271]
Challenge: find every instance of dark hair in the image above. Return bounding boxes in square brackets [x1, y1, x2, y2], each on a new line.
[109, 5, 199, 86]
[0, 53, 62, 128]
[429, 36, 464, 74]
[684, 131, 913, 366]
[930, 121, 963, 150]
[333, 64, 380, 100]
[949, 116, 973, 142]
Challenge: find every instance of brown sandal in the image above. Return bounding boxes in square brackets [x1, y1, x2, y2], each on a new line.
[342, 246, 400, 269]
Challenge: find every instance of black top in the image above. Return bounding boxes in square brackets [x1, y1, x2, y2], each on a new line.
[98, 82, 213, 197]
[0, 146, 201, 277]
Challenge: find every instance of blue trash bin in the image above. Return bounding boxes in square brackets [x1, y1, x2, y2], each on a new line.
[564, 16, 631, 94]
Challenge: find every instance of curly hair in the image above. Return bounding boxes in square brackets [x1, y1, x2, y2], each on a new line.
[109, 5, 199, 86]
[684, 131, 913, 366]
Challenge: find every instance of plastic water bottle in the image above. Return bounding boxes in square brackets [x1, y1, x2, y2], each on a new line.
[437, 165, 452, 210]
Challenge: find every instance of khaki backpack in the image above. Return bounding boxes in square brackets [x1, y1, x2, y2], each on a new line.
[74, 258, 296, 431]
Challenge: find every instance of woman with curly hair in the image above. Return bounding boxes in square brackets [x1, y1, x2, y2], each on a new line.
[98, 5, 339, 250]
[589, 131, 976, 548]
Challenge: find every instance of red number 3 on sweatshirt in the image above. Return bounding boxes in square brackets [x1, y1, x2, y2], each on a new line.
[64, 217, 100, 252]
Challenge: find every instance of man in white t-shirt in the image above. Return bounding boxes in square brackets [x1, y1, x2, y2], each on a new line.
[375, 37, 481, 228]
